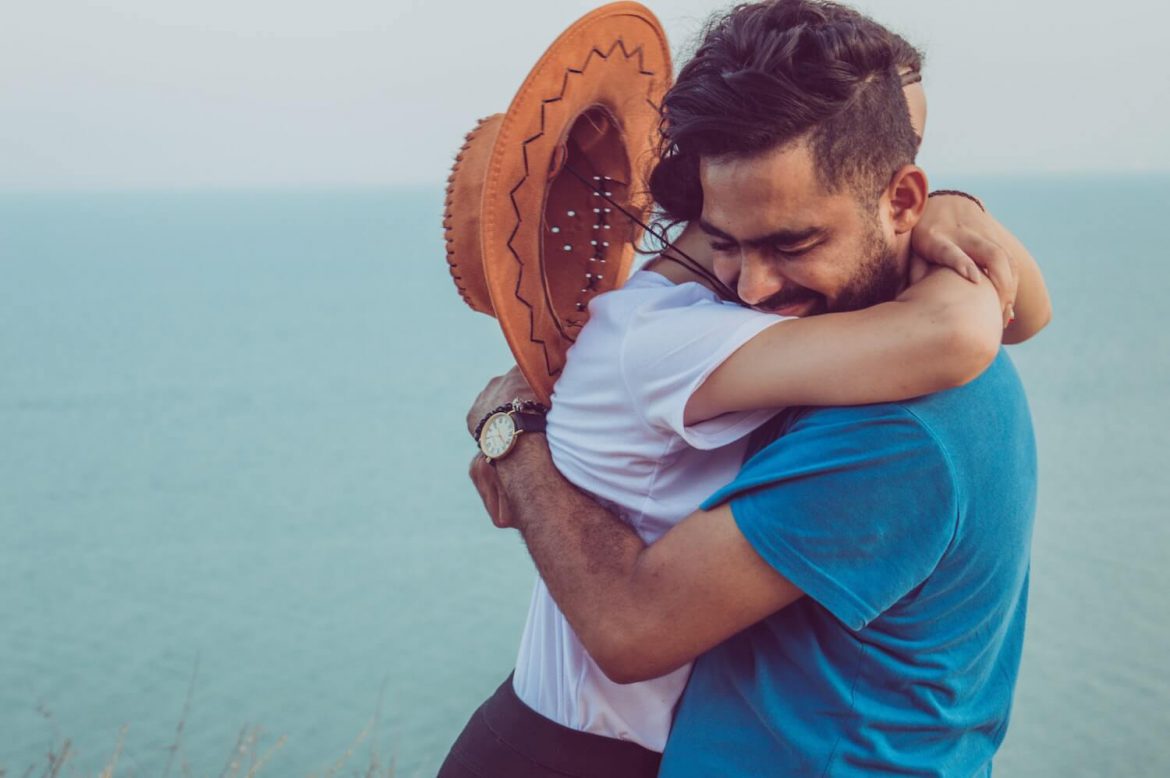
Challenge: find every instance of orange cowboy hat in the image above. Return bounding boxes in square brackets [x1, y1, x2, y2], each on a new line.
[443, 2, 673, 405]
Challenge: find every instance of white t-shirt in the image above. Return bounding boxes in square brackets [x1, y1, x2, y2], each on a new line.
[512, 269, 788, 751]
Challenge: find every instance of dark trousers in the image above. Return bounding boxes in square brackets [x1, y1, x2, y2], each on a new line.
[437, 674, 663, 778]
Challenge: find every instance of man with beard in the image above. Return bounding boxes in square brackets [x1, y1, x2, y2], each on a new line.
[465, 0, 1041, 774]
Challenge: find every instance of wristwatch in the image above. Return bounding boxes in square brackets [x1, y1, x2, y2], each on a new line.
[475, 399, 548, 463]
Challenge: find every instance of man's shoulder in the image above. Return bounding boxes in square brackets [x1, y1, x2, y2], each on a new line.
[885, 350, 1033, 464]
[744, 400, 943, 461]
[726, 351, 1033, 507]
[789, 401, 953, 462]
[707, 400, 957, 512]
[757, 351, 1028, 457]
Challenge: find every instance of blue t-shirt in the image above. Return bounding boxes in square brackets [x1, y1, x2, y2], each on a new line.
[660, 351, 1037, 777]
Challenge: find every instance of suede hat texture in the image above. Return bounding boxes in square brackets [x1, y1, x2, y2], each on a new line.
[443, 2, 673, 404]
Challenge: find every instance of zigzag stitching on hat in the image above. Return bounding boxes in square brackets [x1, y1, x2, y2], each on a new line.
[541, 40, 656, 112]
[505, 36, 658, 378]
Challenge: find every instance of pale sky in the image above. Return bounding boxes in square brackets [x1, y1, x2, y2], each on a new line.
[1, 0, 1166, 191]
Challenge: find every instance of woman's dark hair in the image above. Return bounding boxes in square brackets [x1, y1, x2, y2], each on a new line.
[647, 0, 924, 228]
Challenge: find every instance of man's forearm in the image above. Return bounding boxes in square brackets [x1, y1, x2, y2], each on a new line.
[495, 437, 653, 675]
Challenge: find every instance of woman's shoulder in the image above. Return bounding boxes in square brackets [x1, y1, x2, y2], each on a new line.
[590, 269, 736, 321]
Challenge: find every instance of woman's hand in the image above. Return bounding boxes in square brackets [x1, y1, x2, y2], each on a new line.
[912, 194, 1019, 328]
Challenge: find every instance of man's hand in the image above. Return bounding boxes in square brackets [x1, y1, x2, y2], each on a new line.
[469, 451, 516, 529]
[913, 193, 1019, 328]
[465, 365, 540, 438]
[467, 365, 543, 530]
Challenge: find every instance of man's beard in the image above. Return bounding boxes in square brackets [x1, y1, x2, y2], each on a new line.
[826, 222, 903, 314]
[747, 219, 903, 316]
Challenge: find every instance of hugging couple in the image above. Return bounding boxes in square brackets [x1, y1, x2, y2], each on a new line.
[439, 1, 1050, 776]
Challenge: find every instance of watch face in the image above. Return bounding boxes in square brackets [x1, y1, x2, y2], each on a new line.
[479, 412, 517, 459]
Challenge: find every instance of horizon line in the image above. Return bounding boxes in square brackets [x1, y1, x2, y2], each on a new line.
[1, 170, 1168, 197]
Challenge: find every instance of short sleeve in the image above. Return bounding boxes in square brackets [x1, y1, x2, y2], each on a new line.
[620, 294, 787, 450]
[702, 404, 960, 630]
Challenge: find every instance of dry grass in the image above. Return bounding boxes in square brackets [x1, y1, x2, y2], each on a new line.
[2, 659, 398, 778]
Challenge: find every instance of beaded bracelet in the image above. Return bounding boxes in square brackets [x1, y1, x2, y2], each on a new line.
[472, 399, 550, 442]
[928, 189, 986, 212]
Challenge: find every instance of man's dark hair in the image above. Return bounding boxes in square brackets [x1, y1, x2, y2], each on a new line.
[648, 0, 923, 224]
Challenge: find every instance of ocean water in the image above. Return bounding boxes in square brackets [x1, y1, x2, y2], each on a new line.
[1, 178, 1167, 776]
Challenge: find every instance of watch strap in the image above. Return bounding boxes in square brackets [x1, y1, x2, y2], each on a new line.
[473, 399, 549, 442]
[512, 411, 547, 434]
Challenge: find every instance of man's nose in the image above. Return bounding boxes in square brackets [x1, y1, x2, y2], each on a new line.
[736, 253, 784, 306]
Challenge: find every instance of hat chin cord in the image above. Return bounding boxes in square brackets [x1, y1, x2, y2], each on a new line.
[558, 149, 741, 305]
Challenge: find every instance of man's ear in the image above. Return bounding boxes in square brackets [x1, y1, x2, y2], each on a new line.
[885, 165, 928, 235]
